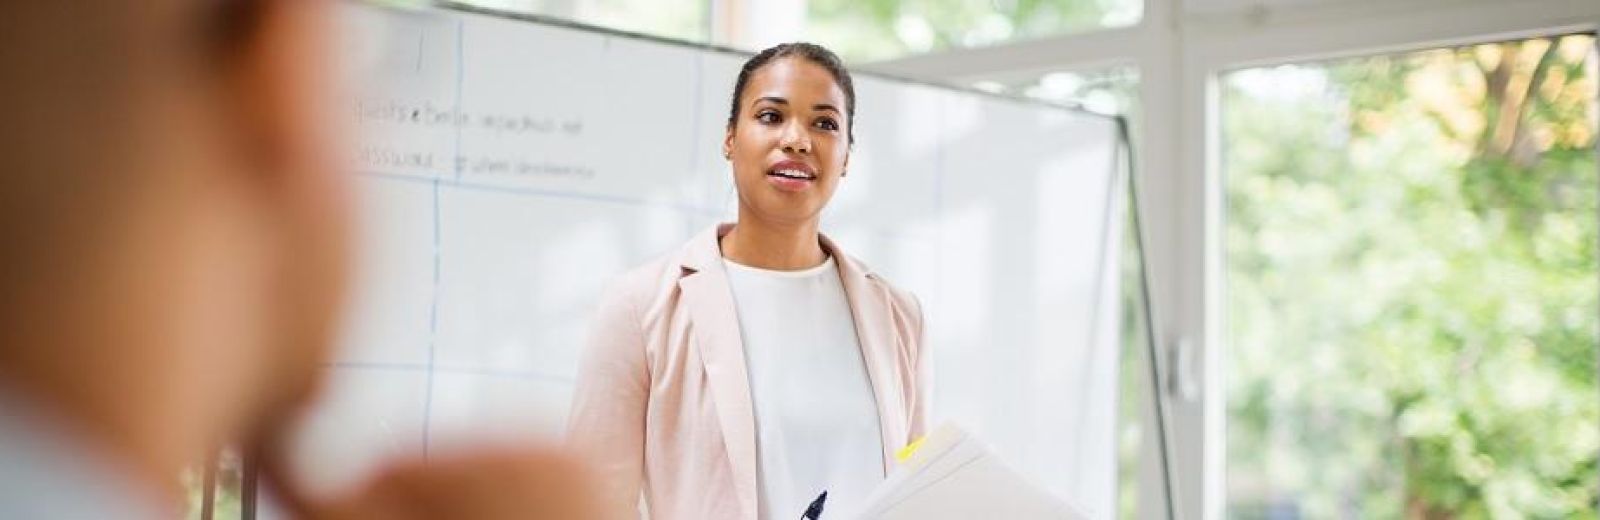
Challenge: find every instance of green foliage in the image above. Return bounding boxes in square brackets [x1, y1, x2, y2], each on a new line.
[1225, 36, 1599, 518]
[182, 454, 244, 520]
[806, 0, 1132, 62]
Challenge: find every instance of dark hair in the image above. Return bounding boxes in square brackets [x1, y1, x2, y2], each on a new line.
[727, 42, 857, 145]
[206, 0, 267, 63]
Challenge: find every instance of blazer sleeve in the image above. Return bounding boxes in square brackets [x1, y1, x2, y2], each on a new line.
[566, 277, 650, 518]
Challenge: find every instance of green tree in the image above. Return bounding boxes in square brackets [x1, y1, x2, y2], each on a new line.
[1225, 36, 1598, 518]
[806, 0, 1134, 62]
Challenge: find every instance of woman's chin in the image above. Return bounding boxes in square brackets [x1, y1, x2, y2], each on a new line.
[747, 201, 823, 226]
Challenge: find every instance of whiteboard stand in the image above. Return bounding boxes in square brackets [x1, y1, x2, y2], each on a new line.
[1120, 116, 1181, 520]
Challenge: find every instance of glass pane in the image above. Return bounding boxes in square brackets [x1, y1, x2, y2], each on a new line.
[1223, 35, 1598, 517]
[977, 66, 1139, 117]
[808, 0, 1143, 63]
[449, 0, 709, 43]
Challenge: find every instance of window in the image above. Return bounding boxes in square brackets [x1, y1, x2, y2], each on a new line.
[449, 0, 709, 43]
[1223, 35, 1598, 517]
[975, 66, 1139, 117]
[807, 0, 1143, 63]
[393, 0, 1148, 62]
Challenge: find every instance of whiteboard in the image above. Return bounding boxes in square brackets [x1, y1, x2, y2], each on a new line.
[284, 3, 1125, 518]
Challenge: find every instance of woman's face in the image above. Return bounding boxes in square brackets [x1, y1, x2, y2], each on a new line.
[723, 56, 851, 227]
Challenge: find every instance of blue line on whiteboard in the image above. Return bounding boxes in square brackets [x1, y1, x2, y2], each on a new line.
[354, 170, 720, 216]
[421, 177, 443, 458]
[431, 365, 576, 384]
[355, 170, 437, 184]
[325, 361, 428, 371]
[445, 178, 717, 215]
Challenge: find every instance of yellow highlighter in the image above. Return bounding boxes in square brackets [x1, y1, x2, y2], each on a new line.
[895, 436, 927, 464]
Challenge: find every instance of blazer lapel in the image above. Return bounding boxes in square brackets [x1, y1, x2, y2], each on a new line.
[676, 224, 759, 518]
[822, 234, 908, 473]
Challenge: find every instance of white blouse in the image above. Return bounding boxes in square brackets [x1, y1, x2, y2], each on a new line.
[723, 256, 886, 519]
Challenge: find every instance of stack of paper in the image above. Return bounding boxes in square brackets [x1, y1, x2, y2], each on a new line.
[852, 423, 1088, 519]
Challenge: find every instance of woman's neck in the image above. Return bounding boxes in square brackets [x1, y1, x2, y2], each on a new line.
[720, 213, 826, 271]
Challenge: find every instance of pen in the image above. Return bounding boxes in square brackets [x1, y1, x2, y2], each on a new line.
[801, 490, 828, 520]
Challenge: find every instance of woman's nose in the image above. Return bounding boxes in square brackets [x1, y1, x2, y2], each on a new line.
[780, 121, 811, 154]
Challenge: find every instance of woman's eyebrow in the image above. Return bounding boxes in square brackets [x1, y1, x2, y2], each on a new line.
[752, 96, 788, 107]
[752, 96, 840, 114]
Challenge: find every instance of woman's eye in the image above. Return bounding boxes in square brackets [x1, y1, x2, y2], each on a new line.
[815, 118, 839, 131]
[756, 111, 781, 124]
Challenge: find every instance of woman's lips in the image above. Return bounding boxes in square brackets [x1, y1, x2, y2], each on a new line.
[766, 174, 812, 191]
[766, 159, 816, 192]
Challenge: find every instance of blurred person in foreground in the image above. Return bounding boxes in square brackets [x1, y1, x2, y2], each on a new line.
[0, 2, 604, 518]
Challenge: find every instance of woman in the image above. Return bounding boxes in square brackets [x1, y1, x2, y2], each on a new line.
[567, 42, 928, 520]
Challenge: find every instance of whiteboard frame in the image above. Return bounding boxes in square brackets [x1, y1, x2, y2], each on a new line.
[437, 1, 1124, 124]
[424, 5, 1151, 516]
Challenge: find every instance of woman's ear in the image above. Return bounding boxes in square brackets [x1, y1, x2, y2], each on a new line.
[722, 125, 734, 160]
[219, 0, 353, 426]
[224, 0, 340, 185]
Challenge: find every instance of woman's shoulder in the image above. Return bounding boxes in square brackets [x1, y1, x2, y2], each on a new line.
[819, 232, 923, 321]
[841, 256, 927, 360]
[835, 251, 925, 324]
[598, 249, 686, 308]
[603, 225, 726, 295]
[878, 277, 924, 319]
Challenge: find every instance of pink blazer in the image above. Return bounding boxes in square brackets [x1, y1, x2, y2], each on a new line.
[566, 224, 929, 520]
